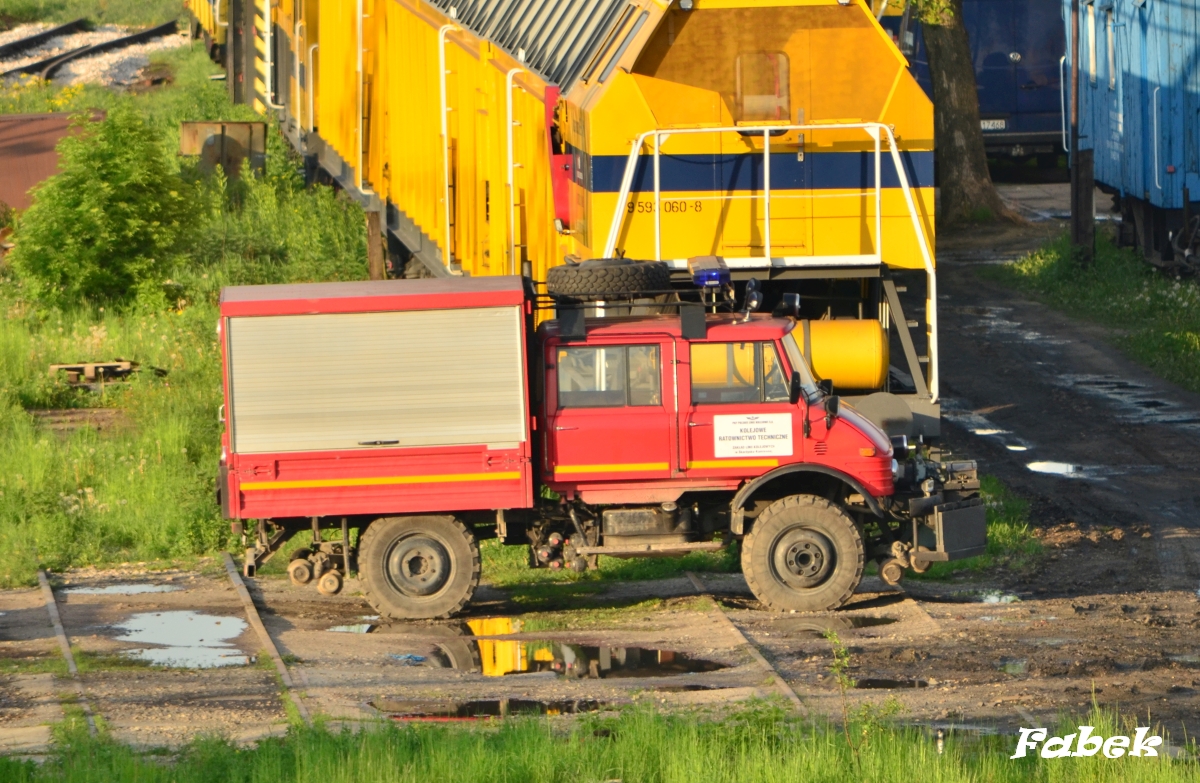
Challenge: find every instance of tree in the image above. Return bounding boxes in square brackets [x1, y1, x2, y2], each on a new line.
[9, 105, 196, 307]
[915, 0, 1017, 225]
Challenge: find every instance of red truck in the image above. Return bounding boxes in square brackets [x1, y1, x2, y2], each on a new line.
[218, 269, 985, 619]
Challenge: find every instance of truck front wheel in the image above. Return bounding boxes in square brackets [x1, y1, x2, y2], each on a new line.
[741, 495, 863, 612]
[359, 516, 481, 619]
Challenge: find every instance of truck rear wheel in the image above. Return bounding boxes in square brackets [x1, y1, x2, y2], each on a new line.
[359, 516, 480, 619]
[741, 494, 863, 612]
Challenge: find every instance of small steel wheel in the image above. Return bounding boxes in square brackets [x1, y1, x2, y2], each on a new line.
[287, 558, 314, 586]
[742, 494, 863, 612]
[879, 557, 905, 586]
[317, 569, 343, 596]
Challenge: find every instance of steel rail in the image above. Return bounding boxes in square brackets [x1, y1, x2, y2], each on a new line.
[685, 571, 805, 712]
[0, 18, 88, 61]
[1, 20, 178, 80]
[37, 570, 98, 735]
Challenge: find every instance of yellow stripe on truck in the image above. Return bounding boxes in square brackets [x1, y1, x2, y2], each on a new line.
[687, 459, 779, 469]
[241, 471, 521, 490]
[554, 463, 669, 475]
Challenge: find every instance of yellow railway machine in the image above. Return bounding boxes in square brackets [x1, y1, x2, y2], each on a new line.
[188, 0, 943, 435]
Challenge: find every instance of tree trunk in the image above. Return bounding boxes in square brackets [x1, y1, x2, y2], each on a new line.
[921, 0, 1017, 225]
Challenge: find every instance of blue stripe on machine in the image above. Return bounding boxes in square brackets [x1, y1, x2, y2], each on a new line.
[581, 150, 934, 193]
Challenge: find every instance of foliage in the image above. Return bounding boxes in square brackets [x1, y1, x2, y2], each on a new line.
[909, 0, 957, 26]
[0, 0, 183, 28]
[0, 702, 1195, 783]
[8, 105, 198, 307]
[985, 233, 1200, 394]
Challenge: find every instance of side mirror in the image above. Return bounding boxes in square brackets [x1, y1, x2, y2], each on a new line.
[824, 395, 840, 427]
[789, 371, 802, 404]
[818, 378, 833, 396]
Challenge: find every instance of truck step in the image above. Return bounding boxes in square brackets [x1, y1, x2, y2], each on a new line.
[575, 541, 727, 557]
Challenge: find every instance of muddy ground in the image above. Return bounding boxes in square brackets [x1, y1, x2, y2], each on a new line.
[1, 184, 1198, 751]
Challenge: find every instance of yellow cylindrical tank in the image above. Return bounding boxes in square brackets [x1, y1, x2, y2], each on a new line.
[797, 320, 889, 391]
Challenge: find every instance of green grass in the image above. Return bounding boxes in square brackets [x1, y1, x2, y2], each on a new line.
[0, 0, 183, 28]
[983, 233, 1200, 393]
[0, 702, 1195, 783]
[0, 654, 69, 676]
[910, 474, 1042, 581]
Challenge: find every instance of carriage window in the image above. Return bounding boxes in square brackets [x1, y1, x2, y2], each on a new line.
[557, 345, 661, 408]
[692, 342, 789, 404]
[736, 51, 790, 122]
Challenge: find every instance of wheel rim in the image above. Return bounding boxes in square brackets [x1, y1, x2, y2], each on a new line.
[770, 526, 835, 590]
[385, 535, 452, 597]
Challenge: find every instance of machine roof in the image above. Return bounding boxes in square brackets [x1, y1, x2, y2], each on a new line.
[426, 0, 635, 92]
[220, 276, 526, 317]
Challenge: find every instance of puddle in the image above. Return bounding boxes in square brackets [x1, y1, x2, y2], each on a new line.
[849, 616, 898, 628]
[941, 399, 1033, 452]
[372, 698, 603, 720]
[996, 657, 1029, 675]
[1026, 461, 1092, 479]
[66, 584, 181, 595]
[1025, 460, 1155, 480]
[1055, 374, 1200, 430]
[1033, 638, 1071, 647]
[1167, 654, 1200, 666]
[948, 305, 1070, 346]
[113, 610, 251, 668]
[329, 618, 726, 678]
[855, 678, 928, 689]
[979, 590, 1021, 604]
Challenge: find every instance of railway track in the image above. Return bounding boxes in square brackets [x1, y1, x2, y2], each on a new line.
[0, 18, 89, 61]
[1, 19, 177, 80]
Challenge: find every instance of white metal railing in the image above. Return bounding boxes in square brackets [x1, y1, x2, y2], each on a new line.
[600, 121, 938, 400]
[505, 67, 524, 275]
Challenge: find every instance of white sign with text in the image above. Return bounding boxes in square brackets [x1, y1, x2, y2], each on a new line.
[713, 413, 793, 458]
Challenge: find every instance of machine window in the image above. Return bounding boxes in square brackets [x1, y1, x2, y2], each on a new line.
[557, 345, 661, 408]
[692, 342, 789, 404]
[736, 51, 790, 122]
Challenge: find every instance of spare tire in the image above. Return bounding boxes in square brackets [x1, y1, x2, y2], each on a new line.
[546, 258, 671, 299]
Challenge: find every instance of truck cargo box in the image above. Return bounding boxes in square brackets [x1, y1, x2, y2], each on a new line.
[219, 277, 533, 520]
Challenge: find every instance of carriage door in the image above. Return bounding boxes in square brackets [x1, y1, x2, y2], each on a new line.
[547, 341, 676, 484]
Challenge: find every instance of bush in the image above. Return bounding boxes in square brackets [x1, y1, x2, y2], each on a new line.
[9, 106, 198, 307]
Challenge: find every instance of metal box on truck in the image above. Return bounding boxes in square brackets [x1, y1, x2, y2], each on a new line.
[218, 277, 534, 522]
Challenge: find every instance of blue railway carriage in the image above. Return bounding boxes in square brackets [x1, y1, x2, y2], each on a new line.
[1066, 0, 1200, 265]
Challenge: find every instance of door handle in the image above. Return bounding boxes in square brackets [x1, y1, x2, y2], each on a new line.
[554, 425, 577, 431]
[688, 421, 710, 427]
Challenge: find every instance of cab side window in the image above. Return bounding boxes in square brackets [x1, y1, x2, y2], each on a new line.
[557, 345, 662, 408]
[691, 342, 789, 404]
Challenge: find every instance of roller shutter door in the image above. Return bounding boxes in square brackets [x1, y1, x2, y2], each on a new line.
[228, 306, 526, 454]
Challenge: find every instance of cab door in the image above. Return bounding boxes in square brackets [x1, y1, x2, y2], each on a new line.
[680, 340, 804, 476]
[546, 340, 676, 484]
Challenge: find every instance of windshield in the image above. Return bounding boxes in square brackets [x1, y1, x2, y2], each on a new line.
[780, 330, 822, 404]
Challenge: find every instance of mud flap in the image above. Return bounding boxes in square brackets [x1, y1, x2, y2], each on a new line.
[912, 498, 987, 565]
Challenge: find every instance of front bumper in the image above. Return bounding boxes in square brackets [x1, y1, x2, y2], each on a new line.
[911, 497, 988, 565]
